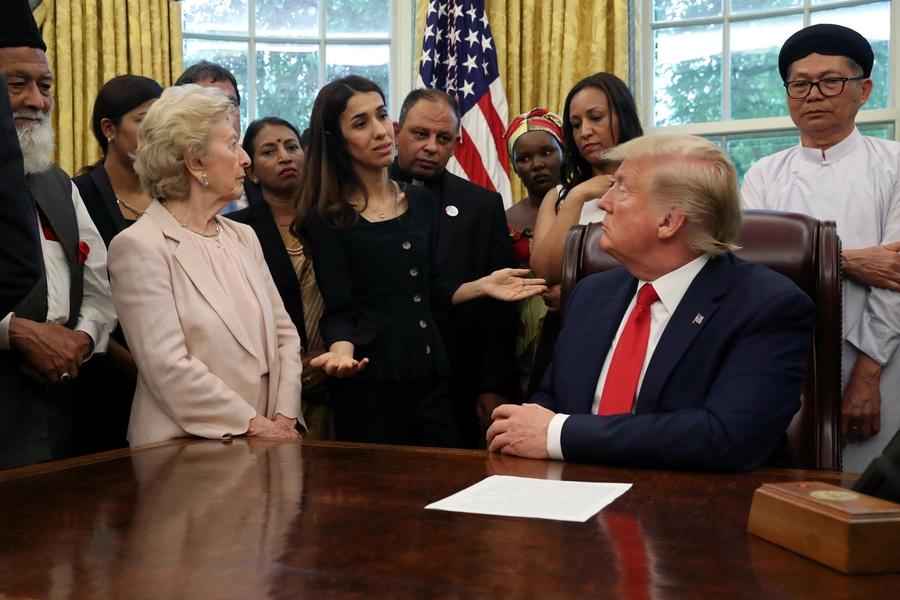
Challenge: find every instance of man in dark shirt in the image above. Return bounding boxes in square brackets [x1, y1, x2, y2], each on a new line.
[389, 89, 516, 448]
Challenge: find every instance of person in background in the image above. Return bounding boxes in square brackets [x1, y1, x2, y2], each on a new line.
[488, 135, 815, 473]
[70, 74, 163, 455]
[503, 108, 565, 401]
[299, 76, 546, 448]
[389, 89, 516, 448]
[0, 0, 116, 470]
[108, 85, 306, 446]
[742, 24, 900, 473]
[227, 117, 332, 440]
[529, 73, 644, 286]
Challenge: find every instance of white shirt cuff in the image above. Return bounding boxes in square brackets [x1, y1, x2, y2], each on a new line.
[0, 313, 12, 350]
[547, 413, 569, 461]
[75, 319, 103, 360]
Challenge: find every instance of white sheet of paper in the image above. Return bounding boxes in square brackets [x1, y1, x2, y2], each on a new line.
[425, 475, 632, 522]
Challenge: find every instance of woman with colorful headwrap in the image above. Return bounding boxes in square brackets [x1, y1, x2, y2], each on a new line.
[503, 108, 565, 400]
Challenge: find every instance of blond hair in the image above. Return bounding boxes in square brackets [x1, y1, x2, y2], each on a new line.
[133, 84, 236, 199]
[603, 135, 743, 255]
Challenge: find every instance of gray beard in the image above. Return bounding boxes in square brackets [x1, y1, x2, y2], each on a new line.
[15, 111, 55, 175]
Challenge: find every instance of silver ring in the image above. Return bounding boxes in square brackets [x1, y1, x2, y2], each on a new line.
[59, 372, 70, 382]
[303, 376, 311, 384]
[851, 425, 860, 430]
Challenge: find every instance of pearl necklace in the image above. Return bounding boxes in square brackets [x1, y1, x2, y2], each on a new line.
[160, 201, 222, 247]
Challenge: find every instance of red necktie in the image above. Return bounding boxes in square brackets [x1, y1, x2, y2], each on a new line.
[598, 283, 660, 415]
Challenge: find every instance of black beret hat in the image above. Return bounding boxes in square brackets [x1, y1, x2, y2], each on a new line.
[778, 24, 873, 82]
[0, 0, 47, 52]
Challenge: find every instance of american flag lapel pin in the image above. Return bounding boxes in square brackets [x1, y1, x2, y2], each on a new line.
[692, 314, 704, 325]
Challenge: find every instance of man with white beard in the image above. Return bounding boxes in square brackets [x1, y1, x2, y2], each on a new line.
[0, 0, 116, 471]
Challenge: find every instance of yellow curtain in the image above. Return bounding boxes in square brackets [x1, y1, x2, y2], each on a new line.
[414, 0, 636, 202]
[33, 0, 183, 176]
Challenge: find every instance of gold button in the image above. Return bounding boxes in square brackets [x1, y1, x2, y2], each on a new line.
[402, 241, 411, 250]
[413, 294, 422, 303]
[425, 345, 431, 354]
[409, 268, 419, 277]
[419, 320, 427, 328]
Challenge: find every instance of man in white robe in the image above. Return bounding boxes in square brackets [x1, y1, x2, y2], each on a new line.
[742, 24, 900, 473]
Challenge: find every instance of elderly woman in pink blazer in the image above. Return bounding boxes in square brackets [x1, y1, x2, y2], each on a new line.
[108, 85, 306, 446]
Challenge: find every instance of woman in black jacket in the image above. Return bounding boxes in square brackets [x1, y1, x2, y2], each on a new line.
[297, 76, 546, 447]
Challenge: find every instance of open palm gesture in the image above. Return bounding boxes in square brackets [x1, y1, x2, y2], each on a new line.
[483, 268, 548, 302]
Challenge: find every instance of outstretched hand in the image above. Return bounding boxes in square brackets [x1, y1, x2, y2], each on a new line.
[310, 352, 369, 378]
[483, 268, 548, 302]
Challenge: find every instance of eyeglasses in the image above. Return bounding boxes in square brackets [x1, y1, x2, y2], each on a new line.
[783, 77, 864, 99]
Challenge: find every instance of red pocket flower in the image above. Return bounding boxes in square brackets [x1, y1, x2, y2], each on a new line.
[77, 241, 90, 263]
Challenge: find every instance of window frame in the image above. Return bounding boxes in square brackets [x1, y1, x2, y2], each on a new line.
[640, 0, 900, 141]
[181, 0, 417, 123]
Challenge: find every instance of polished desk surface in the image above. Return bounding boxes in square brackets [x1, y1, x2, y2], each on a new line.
[1, 439, 899, 599]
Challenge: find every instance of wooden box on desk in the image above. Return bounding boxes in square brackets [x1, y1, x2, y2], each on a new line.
[747, 481, 900, 574]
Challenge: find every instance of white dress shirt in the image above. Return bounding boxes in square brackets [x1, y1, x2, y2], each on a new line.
[742, 127, 900, 472]
[0, 182, 116, 356]
[546, 253, 711, 460]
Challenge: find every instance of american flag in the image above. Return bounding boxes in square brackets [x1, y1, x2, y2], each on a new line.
[418, 0, 512, 208]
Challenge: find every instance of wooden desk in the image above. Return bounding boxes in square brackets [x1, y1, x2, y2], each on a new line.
[1, 439, 898, 599]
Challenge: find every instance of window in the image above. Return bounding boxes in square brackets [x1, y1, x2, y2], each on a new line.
[643, 0, 895, 179]
[181, 0, 414, 131]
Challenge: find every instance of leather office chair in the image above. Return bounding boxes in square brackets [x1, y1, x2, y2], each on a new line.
[559, 210, 842, 470]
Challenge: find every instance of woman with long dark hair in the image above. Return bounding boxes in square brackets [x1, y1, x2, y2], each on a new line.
[227, 117, 332, 440]
[297, 75, 545, 447]
[529, 73, 643, 286]
[71, 74, 163, 454]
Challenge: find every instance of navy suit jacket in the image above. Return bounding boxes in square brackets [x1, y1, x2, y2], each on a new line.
[534, 253, 815, 472]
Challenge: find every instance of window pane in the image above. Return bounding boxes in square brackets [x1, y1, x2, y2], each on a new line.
[654, 0, 723, 23]
[256, 43, 319, 131]
[256, 0, 318, 38]
[325, 44, 391, 111]
[730, 14, 802, 120]
[182, 0, 248, 35]
[811, 1, 890, 110]
[727, 135, 799, 183]
[183, 39, 249, 129]
[731, 0, 802, 15]
[326, 0, 391, 38]
[654, 24, 723, 126]
[859, 122, 893, 139]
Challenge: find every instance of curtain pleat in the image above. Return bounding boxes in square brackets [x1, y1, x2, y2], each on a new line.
[34, 0, 183, 176]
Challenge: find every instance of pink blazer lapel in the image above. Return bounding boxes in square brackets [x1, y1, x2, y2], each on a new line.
[147, 201, 258, 359]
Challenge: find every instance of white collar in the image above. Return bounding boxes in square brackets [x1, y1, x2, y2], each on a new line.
[639, 253, 711, 314]
[797, 126, 862, 164]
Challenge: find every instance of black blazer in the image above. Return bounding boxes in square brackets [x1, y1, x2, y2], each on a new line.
[226, 201, 309, 350]
[304, 184, 457, 383]
[0, 73, 42, 315]
[389, 159, 516, 397]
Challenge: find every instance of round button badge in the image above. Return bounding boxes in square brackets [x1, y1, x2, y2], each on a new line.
[445, 205, 459, 217]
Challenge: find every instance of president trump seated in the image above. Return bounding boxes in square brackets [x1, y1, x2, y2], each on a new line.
[487, 135, 815, 472]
